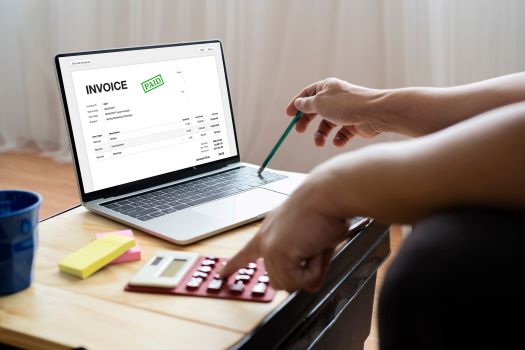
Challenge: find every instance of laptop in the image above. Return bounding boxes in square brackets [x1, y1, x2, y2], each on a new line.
[55, 40, 305, 245]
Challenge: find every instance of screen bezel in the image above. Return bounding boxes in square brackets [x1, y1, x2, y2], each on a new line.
[55, 40, 241, 202]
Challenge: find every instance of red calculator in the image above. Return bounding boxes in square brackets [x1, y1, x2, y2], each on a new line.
[125, 252, 276, 303]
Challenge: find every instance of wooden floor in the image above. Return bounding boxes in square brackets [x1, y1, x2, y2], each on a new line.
[0, 150, 402, 350]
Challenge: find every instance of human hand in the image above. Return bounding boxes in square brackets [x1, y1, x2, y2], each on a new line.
[220, 175, 350, 292]
[286, 78, 389, 147]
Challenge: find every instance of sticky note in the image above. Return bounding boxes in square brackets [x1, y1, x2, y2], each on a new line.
[95, 229, 141, 264]
[58, 235, 135, 279]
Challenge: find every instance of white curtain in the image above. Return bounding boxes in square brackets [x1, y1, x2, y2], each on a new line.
[1, 0, 524, 171]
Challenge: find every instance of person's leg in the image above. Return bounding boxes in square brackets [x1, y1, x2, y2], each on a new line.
[378, 208, 525, 350]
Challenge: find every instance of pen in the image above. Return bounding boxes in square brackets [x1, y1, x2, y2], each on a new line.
[257, 111, 303, 175]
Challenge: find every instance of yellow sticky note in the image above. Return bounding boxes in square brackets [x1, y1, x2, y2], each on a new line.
[58, 234, 135, 279]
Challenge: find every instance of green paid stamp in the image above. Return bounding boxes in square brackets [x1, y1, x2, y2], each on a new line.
[141, 74, 164, 93]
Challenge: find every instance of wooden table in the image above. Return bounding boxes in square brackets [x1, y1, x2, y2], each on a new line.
[0, 206, 390, 350]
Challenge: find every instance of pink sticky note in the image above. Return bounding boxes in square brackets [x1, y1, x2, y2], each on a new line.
[95, 229, 141, 264]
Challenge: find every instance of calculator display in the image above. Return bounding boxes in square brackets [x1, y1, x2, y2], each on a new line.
[160, 259, 186, 278]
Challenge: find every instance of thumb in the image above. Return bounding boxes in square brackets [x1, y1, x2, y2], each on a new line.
[294, 96, 318, 114]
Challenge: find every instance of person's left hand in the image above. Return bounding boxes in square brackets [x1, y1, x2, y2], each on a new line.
[219, 176, 349, 292]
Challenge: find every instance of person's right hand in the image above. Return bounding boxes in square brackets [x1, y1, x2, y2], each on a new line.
[286, 78, 389, 147]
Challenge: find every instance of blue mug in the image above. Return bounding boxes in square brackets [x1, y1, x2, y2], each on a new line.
[0, 190, 42, 295]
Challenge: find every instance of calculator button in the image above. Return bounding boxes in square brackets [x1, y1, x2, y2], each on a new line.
[238, 268, 255, 276]
[207, 279, 223, 292]
[258, 275, 270, 284]
[246, 262, 257, 270]
[251, 283, 267, 296]
[193, 271, 208, 279]
[205, 256, 218, 261]
[229, 281, 245, 294]
[198, 266, 212, 273]
[186, 277, 203, 290]
[235, 274, 251, 283]
[201, 259, 216, 267]
[213, 273, 223, 280]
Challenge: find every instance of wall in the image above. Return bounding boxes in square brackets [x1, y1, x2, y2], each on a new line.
[1, 0, 524, 172]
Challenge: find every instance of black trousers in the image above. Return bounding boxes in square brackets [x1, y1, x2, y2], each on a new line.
[378, 208, 525, 350]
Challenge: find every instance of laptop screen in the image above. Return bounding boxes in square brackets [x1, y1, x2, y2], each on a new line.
[56, 42, 239, 195]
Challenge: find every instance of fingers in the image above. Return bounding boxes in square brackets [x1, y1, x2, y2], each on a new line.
[333, 126, 355, 147]
[294, 113, 316, 133]
[264, 251, 293, 291]
[286, 79, 334, 137]
[219, 235, 261, 278]
[285, 81, 321, 116]
[314, 119, 337, 147]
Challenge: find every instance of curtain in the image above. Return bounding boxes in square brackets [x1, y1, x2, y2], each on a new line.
[1, 0, 524, 171]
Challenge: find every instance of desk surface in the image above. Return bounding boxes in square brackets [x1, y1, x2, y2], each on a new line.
[0, 206, 290, 350]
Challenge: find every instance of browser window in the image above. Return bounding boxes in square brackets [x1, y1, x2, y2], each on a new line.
[58, 42, 238, 193]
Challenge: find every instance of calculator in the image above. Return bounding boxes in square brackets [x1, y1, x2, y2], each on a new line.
[128, 251, 198, 288]
[126, 253, 276, 303]
[125, 217, 370, 302]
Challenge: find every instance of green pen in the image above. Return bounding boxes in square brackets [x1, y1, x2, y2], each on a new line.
[257, 111, 303, 175]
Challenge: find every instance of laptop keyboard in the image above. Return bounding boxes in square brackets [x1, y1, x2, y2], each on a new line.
[100, 167, 287, 221]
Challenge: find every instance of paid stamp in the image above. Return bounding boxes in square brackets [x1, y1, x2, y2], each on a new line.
[141, 74, 164, 93]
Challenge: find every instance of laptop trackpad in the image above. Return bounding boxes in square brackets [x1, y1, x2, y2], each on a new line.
[148, 188, 288, 244]
[192, 188, 288, 221]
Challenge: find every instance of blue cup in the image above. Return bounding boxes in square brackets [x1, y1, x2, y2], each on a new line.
[0, 190, 42, 295]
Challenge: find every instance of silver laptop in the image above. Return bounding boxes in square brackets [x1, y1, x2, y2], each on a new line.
[55, 40, 305, 245]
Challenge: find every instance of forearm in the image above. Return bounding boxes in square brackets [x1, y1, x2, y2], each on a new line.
[376, 72, 525, 136]
[308, 101, 525, 224]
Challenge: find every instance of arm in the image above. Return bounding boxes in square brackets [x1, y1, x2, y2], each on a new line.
[383, 72, 525, 136]
[315, 101, 525, 223]
[286, 72, 525, 145]
[222, 102, 525, 292]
